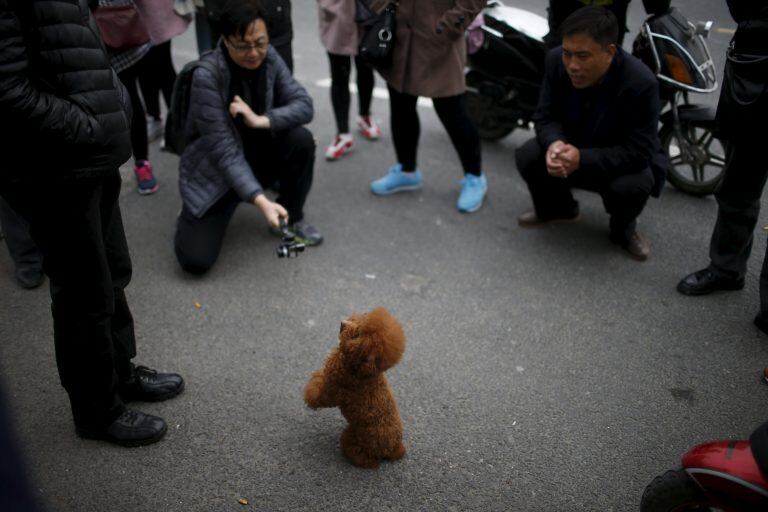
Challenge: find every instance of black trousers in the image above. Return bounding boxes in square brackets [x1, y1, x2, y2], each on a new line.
[707, 141, 768, 304]
[388, 85, 482, 175]
[0, 197, 42, 274]
[138, 41, 176, 120]
[328, 52, 374, 134]
[174, 126, 315, 274]
[0, 173, 134, 428]
[516, 137, 653, 242]
[118, 62, 149, 163]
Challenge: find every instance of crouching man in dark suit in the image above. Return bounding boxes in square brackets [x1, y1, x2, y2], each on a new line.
[515, 6, 666, 261]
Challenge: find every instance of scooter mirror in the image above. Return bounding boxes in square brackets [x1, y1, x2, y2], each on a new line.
[695, 20, 713, 38]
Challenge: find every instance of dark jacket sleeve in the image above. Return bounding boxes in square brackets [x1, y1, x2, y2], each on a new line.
[578, 78, 661, 179]
[265, 49, 313, 132]
[534, 48, 568, 150]
[0, 4, 103, 148]
[190, 65, 263, 202]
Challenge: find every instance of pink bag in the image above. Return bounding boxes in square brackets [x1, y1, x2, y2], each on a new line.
[93, 4, 150, 50]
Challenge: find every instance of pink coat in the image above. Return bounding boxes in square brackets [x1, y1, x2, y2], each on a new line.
[135, 0, 191, 45]
[317, 0, 360, 56]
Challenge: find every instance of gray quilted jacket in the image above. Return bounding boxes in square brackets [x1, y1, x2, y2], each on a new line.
[179, 45, 313, 218]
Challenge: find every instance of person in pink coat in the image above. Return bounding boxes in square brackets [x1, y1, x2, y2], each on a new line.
[317, 0, 381, 161]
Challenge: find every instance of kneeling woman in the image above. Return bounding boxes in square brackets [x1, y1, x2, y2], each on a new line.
[175, 0, 321, 274]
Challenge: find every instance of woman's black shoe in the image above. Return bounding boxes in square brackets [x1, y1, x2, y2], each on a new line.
[677, 268, 745, 296]
[76, 409, 167, 447]
[118, 365, 185, 403]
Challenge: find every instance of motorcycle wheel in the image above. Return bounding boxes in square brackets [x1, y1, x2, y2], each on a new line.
[640, 469, 712, 512]
[660, 121, 726, 197]
[465, 90, 516, 141]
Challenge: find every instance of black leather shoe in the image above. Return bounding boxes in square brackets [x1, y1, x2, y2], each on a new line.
[119, 365, 185, 403]
[677, 268, 745, 296]
[76, 409, 167, 447]
[15, 266, 44, 289]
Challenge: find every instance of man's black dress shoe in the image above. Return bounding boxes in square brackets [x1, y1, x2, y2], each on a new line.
[15, 266, 44, 289]
[119, 365, 185, 403]
[76, 409, 167, 447]
[677, 268, 745, 296]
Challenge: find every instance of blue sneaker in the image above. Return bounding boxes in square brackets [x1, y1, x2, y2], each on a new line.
[370, 164, 423, 195]
[457, 173, 487, 213]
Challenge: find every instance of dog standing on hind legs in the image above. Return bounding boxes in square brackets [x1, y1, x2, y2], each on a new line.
[304, 307, 406, 469]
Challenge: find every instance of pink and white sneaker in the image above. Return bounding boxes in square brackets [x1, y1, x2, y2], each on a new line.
[325, 133, 355, 161]
[357, 116, 382, 140]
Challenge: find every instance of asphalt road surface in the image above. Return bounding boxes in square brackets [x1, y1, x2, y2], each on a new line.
[1, 1, 763, 511]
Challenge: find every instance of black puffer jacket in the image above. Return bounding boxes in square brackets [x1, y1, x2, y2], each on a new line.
[0, 0, 131, 181]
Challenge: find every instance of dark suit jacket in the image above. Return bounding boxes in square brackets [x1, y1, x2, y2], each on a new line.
[534, 46, 666, 197]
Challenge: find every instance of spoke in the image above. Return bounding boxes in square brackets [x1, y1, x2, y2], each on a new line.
[669, 155, 685, 166]
[697, 130, 714, 148]
[707, 154, 727, 168]
[692, 164, 705, 183]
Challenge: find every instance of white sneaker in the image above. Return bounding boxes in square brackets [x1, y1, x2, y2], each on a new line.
[325, 133, 355, 161]
[357, 116, 382, 140]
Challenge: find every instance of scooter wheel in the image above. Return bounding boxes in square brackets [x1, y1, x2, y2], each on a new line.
[640, 469, 710, 512]
[465, 90, 516, 141]
[660, 121, 725, 197]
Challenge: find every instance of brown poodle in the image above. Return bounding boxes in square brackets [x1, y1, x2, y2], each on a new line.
[304, 307, 406, 469]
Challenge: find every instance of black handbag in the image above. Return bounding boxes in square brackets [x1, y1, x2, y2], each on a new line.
[358, 2, 397, 69]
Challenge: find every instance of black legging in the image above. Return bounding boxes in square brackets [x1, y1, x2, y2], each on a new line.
[328, 52, 374, 134]
[138, 41, 177, 120]
[388, 85, 481, 175]
[117, 62, 148, 163]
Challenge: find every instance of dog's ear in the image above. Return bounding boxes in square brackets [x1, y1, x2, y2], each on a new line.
[360, 308, 405, 371]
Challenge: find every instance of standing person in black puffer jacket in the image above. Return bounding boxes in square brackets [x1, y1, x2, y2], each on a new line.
[0, 0, 185, 447]
[677, 1, 768, 333]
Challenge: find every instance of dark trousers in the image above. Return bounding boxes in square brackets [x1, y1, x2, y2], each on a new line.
[328, 52, 374, 134]
[138, 41, 176, 120]
[388, 85, 482, 175]
[0, 197, 42, 274]
[118, 62, 149, 163]
[707, 141, 768, 291]
[0, 174, 134, 428]
[174, 126, 315, 274]
[516, 137, 653, 242]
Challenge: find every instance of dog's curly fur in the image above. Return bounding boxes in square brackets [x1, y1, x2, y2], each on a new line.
[304, 307, 406, 469]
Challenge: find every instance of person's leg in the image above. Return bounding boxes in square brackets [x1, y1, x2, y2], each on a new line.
[353, 55, 381, 140]
[601, 168, 654, 244]
[98, 174, 136, 384]
[174, 191, 241, 274]
[432, 94, 482, 176]
[515, 137, 579, 221]
[355, 55, 374, 118]
[0, 197, 43, 289]
[273, 40, 294, 74]
[118, 65, 148, 163]
[1, 178, 125, 429]
[195, 11, 217, 55]
[256, 127, 315, 225]
[388, 85, 419, 172]
[328, 53, 352, 134]
[137, 45, 162, 120]
[118, 63, 158, 194]
[155, 40, 177, 110]
[708, 142, 768, 281]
